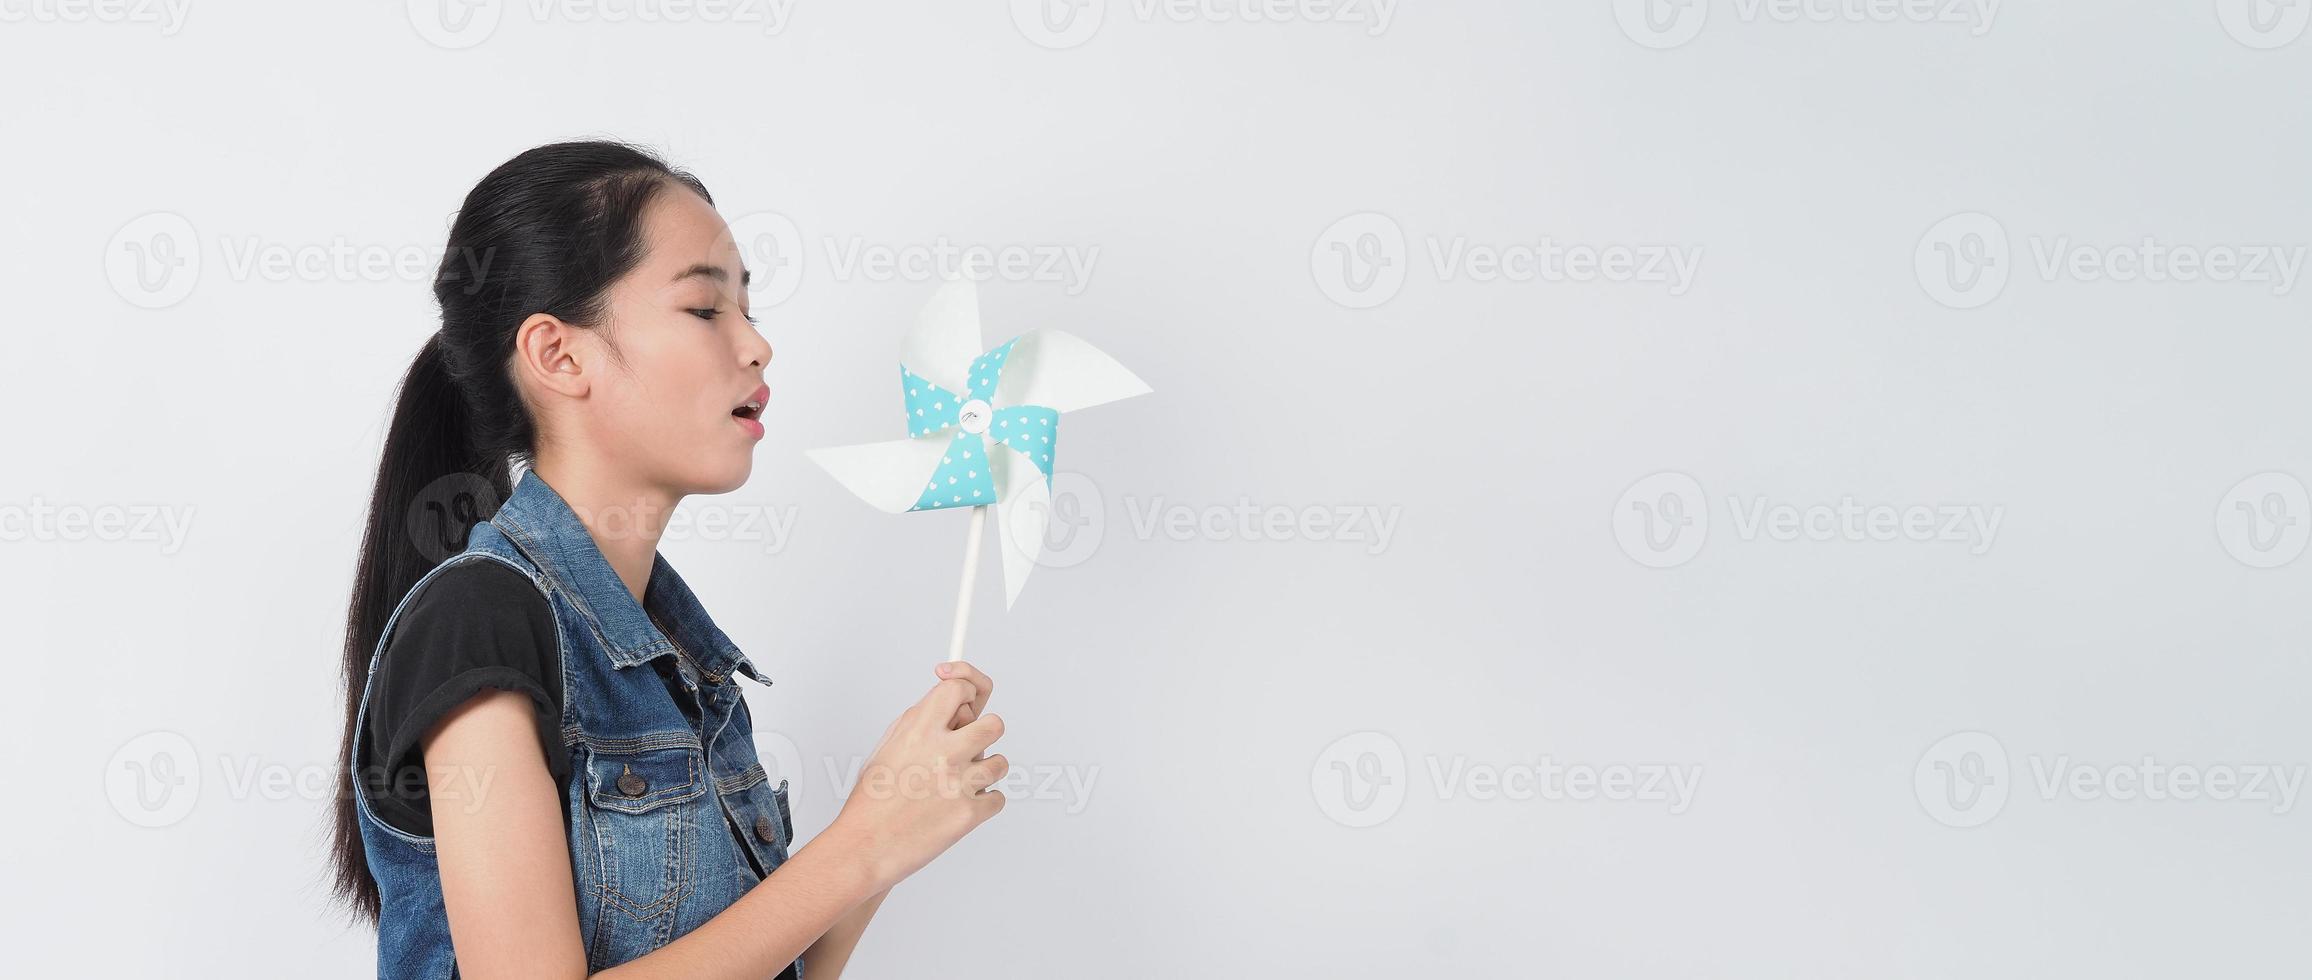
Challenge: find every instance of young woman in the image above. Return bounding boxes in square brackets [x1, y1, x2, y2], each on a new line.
[330, 141, 1008, 979]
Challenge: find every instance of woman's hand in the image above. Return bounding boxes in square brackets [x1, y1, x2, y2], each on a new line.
[821, 661, 1007, 892]
[940, 660, 995, 728]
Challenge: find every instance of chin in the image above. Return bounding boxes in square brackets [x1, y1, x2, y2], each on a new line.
[693, 458, 754, 496]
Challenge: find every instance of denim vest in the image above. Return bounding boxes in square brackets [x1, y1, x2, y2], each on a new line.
[350, 469, 803, 978]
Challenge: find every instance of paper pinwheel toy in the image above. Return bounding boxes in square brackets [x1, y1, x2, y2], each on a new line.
[807, 280, 1150, 659]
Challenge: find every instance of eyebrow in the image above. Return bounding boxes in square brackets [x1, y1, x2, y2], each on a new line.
[670, 263, 751, 288]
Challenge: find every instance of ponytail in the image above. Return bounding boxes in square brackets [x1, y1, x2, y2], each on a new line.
[329, 335, 507, 922]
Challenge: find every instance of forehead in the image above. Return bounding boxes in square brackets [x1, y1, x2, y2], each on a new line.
[638, 187, 743, 281]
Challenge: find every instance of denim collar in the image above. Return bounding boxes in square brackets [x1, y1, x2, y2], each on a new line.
[489, 467, 771, 686]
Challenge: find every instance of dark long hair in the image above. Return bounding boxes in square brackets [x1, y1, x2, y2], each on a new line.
[330, 140, 713, 923]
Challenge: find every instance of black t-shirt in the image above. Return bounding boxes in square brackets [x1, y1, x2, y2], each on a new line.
[362, 560, 566, 837]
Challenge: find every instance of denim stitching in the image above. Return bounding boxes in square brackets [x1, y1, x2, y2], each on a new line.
[348, 551, 534, 850]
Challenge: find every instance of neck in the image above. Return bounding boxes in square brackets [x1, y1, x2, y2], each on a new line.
[527, 451, 677, 603]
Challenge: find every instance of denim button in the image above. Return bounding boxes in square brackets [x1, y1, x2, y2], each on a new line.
[616, 765, 648, 797]
[753, 814, 777, 843]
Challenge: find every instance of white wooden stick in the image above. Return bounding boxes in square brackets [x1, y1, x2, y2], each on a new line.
[946, 505, 987, 663]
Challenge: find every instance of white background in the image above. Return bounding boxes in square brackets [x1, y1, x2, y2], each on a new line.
[6, 1, 2312, 976]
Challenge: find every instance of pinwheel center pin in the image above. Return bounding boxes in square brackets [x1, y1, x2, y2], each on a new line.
[957, 399, 992, 434]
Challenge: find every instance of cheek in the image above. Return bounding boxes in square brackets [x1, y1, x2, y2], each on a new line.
[595, 364, 702, 440]
[637, 355, 728, 436]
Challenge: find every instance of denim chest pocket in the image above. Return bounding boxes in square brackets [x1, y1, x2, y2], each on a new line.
[716, 764, 796, 877]
[579, 742, 706, 919]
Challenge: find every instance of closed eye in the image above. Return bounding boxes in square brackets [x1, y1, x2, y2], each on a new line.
[689, 308, 761, 326]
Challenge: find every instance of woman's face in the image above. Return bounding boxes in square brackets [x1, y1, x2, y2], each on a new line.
[580, 187, 775, 497]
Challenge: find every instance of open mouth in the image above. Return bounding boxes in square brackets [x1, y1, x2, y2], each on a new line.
[732, 384, 768, 421]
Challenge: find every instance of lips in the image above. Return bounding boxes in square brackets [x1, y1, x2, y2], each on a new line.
[731, 383, 769, 421]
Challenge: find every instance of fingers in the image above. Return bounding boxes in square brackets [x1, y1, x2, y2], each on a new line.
[958, 711, 1005, 754]
[935, 661, 994, 728]
[919, 676, 979, 723]
[974, 787, 1007, 822]
[965, 753, 1010, 792]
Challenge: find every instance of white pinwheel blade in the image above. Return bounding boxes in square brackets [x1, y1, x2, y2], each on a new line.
[991, 448, 1051, 609]
[900, 279, 984, 395]
[806, 437, 951, 514]
[991, 329, 1152, 413]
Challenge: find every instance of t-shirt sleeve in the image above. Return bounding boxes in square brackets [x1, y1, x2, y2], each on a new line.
[363, 559, 564, 835]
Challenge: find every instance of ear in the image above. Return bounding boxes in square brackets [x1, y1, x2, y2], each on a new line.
[511, 313, 591, 400]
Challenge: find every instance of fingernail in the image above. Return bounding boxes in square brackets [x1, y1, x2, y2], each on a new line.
[937, 663, 953, 676]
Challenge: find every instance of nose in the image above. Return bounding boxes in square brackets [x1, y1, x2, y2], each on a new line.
[742, 319, 773, 369]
